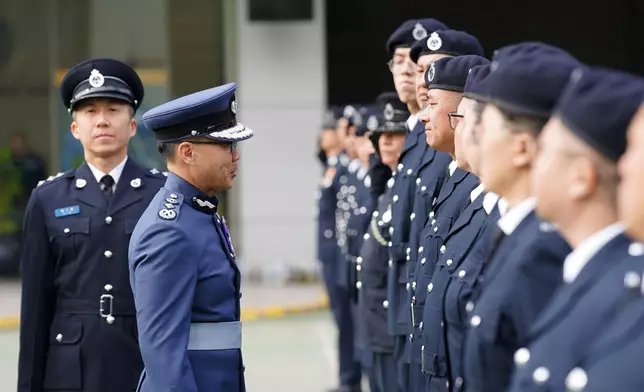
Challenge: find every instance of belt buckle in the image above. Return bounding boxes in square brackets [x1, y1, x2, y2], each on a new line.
[100, 294, 114, 318]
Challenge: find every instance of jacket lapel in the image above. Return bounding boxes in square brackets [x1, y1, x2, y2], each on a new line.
[435, 168, 469, 208]
[443, 194, 485, 242]
[529, 234, 631, 337]
[71, 163, 107, 211]
[400, 121, 424, 157]
[109, 159, 145, 215]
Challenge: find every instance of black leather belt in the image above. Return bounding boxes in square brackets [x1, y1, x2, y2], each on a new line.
[55, 297, 136, 317]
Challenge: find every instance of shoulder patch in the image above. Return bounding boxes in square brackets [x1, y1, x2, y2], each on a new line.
[156, 191, 184, 222]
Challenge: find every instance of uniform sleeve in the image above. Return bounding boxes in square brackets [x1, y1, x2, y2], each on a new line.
[18, 191, 55, 392]
[130, 224, 198, 392]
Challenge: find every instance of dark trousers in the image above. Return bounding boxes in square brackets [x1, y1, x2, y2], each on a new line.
[409, 362, 424, 392]
[373, 352, 397, 392]
[394, 336, 410, 392]
[323, 263, 362, 387]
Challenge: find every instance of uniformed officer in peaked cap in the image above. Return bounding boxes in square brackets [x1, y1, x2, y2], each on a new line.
[18, 58, 167, 392]
[358, 92, 410, 392]
[129, 83, 253, 392]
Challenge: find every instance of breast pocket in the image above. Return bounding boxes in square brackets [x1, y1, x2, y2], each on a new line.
[43, 318, 84, 390]
[47, 217, 91, 260]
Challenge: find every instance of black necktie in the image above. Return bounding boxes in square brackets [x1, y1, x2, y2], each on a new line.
[100, 175, 115, 204]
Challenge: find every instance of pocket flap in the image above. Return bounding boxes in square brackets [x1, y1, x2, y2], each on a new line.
[48, 216, 91, 240]
[49, 318, 83, 345]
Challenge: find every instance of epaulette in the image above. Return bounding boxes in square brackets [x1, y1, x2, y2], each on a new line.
[156, 191, 184, 222]
[36, 169, 74, 188]
[146, 168, 169, 178]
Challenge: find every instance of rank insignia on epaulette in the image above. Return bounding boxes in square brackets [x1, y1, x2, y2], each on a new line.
[158, 209, 177, 220]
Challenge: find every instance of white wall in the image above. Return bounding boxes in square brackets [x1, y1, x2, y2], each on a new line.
[234, 0, 326, 278]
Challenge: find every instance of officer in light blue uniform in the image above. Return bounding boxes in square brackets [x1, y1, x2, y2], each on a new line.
[384, 18, 449, 392]
[507, 67, 644, 392]
[129, 83, 253, 392]
[18, 58, 167, 392]
[408, 55, 488, 392]
[461, 45, 577, 392]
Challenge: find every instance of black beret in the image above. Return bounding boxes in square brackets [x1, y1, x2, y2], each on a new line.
[386, 19, 448, 54]
[480, 52, 579, 118]
[410, 29, 485, 63]
[425, 55, 490, 93]
[376, 92, 410, 132]
[464, 64, 492, 100]
[492, 42, 576, 63]
[60, 58, 144, 112]
[555, 66, 644, 162]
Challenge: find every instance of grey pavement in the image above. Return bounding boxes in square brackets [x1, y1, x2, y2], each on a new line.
[0, 312, 342, 392]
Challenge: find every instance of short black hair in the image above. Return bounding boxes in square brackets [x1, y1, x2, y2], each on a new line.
[496, 105, 549, 137]
[157, 142, 176, 160]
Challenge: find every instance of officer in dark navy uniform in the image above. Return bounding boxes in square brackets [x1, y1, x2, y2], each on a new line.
[17, 58, 167, 392]
[461, 45, 577, 392]
[129, 83, 253, 391]
[317, 108, 346, 344]
[383, 18, 448, 392]
[559, 102, 644, 392]
[439, 64, 507, 392]
[327, 104, 366, 392]
[506, 67, 644, 392]
[405, 30, 485, 304]
[406, 55, 487, 392]
[357, 92, 408, 392]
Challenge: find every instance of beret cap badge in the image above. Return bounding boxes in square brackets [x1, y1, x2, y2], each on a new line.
[412, 23, 428, 41]
[428, 62, 436, 82]
[427, 32, 443, 51]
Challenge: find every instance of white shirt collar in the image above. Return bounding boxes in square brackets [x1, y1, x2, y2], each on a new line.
[87, 156, 128, 191]
[497, 197, 537, 235]
[482, 192, 501, 215]
[470, 183, 485, 203]
[563, 223, 626, 283]
[448, 160, 458, 177]
[406, 114, 419, 131]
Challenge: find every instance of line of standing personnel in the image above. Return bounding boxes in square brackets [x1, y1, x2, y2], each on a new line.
[316, 17, 644, 392]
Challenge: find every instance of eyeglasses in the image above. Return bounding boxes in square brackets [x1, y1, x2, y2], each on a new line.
[188, 140, 238, 153]
[447, 112, 464, 130]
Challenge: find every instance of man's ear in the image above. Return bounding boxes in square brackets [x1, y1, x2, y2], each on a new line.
[70, 116, 81, 141]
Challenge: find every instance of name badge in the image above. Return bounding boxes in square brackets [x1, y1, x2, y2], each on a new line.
[54, 205, 80, 218]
